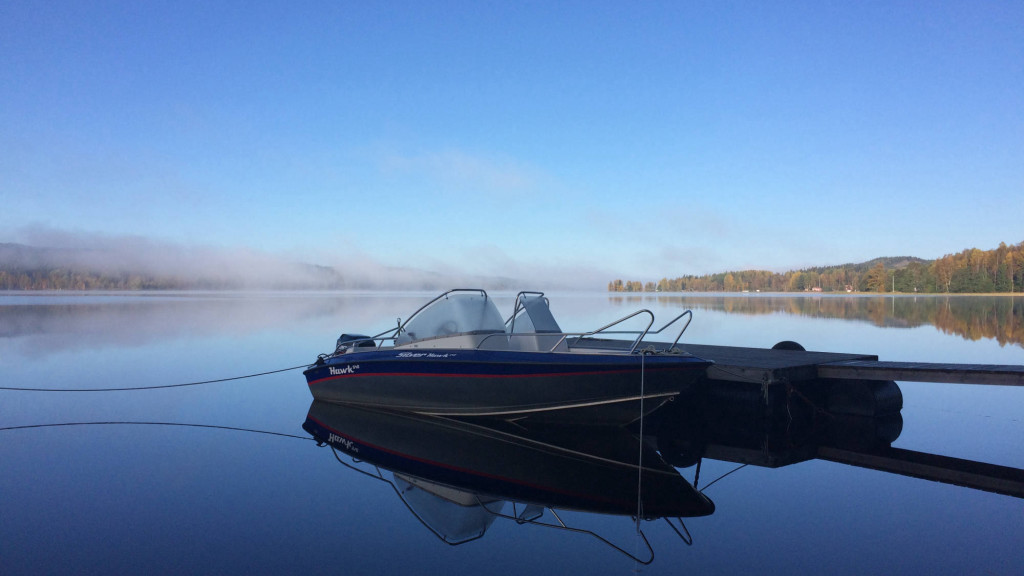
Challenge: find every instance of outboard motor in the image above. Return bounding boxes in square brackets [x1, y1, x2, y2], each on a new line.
[336, 333, 377, 353]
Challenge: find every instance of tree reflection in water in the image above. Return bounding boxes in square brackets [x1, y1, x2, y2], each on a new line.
[609, 295, 1024, 349]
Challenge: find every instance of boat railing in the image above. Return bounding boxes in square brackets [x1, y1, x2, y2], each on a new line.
[656, 309, 694, 350]
[563, 309, 693, 353]
[477, 308, 694, 354]
[568, 308, 656, 353]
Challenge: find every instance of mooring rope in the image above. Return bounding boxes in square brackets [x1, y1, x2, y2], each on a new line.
[0, 363, 310, 392]
[635, 348, 648, 532]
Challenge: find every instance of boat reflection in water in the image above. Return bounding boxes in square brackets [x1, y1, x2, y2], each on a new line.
[301, 400, 714, 562]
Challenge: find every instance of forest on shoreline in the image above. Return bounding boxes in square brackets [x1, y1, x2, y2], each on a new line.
[609, 241, 1024, 294]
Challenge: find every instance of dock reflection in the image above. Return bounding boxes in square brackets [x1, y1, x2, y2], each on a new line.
[648, 379, 1024, 499]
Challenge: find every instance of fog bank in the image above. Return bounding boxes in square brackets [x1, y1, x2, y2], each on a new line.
[2, 227, 606, 290]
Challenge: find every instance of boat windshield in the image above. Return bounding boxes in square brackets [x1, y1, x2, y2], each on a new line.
[396, 292, 506, 344]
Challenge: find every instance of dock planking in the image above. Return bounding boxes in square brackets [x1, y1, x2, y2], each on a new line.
[680, 343, 878, 385]
[817, 359, 1024, 386]
[577, 337, 1024, 386]
[673, 343, 1024, 387]
[677, 343, 1024, 387]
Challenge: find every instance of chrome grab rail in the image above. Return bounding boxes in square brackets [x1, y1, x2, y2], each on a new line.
[571, 308, 656, 353]
[654, 310, 693, 350]
[571, 309, 693, 350]
[477, 308, 660, 354]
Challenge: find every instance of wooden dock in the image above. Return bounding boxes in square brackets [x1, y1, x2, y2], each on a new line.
[581, 337, 1024, 387]
[682, 343, 877, 385]
[816, 359, 1024, 386]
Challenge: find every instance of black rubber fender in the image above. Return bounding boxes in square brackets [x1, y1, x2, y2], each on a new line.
[772, 340, 805, 351]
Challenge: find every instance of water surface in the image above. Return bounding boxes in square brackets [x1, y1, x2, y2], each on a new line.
[1, 292, 1021, 574]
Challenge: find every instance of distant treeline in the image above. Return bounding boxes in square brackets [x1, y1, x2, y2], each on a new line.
[0, 269, 228, 290]
[0, 268, 353, 291]
[609, 241, 1024, 293]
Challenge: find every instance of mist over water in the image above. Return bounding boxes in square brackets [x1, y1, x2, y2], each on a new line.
[2, 227, 611, 290]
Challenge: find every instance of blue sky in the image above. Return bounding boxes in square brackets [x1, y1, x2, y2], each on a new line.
[2, 1, 1021, 287]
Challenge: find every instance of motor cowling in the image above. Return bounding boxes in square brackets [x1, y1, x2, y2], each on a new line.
[336, 333, 376, 352]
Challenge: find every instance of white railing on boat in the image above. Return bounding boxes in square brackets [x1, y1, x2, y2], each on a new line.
[477, 308, 693, 354]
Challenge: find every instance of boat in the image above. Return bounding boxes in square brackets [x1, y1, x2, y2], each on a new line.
[303, 289, 712, 426]
[301, 400, 714, 559]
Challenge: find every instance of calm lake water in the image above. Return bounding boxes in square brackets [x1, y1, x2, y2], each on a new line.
[2, 291, 1022, 575]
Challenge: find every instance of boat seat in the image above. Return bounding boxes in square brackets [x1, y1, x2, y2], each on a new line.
[510, 295, 567, 352]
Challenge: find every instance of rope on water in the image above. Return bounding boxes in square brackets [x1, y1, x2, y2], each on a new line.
[0, 420, 313, 440]
[0, 363, 311, 392]
[699, 463, 749, 493]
